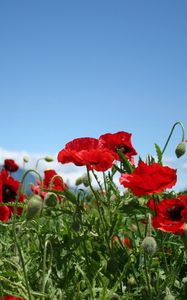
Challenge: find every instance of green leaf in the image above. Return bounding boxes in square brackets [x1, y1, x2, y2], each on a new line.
[117, 149, 134, 173]
[154, 143, 163, 164]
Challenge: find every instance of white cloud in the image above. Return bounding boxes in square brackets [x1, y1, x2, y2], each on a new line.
[181, 163, 187, 170]
[0, 147, 123, 188]
[0, 147, 186, 191]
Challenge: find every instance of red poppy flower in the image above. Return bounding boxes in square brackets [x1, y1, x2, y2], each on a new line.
[123, 237, 132, 248]
[147, 195, 187, 234]
[99, 131, 137, 161]
[0, 205, 10, 222]
[0, 169, 25, 222]
[120, 161, 177, 196]
[31, 169, 67, 199]
[43, 169, 68, 191]
[58, 137, 116, 171]
[78, 149, 116, 171]
[4, 159, 19, 172]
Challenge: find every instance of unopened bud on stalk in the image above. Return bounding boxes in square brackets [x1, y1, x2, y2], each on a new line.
[44, 155, 54, 162]
[175, 142, 186, 158]
[75, 177, 83, 186]
[127, 276, 136, 287]
[141, 236, 157, 256]
[44, 192, 58, 207]
[26, 195, 43, 221]
[23, 155, 29, 163]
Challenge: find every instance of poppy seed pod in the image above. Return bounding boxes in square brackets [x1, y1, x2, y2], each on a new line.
[141, 236, 157, 256]
[44, 192, 58, 207]
[175, 142, 186, 158]
[26, 195, 43, 221]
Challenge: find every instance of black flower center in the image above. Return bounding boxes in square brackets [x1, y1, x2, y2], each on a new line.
[116, 145, 131, 154]
[166, 205, 184, 221]
[2, 184, 16, 203]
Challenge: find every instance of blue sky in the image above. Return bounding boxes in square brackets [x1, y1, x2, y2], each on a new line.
[0, 0, 187, 189]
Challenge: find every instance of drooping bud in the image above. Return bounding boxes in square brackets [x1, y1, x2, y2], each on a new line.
[44, 155, 54, 162]
[26, 195, 43, 221]
[141, 236, 157, 256]
[75, 177, 83, 186]
[175, 142, 186, 158]
[23, 155, 29, 163]
[44, 192, 58, 207]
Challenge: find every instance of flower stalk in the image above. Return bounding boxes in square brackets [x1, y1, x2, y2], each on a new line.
[161, 121, 185, 155]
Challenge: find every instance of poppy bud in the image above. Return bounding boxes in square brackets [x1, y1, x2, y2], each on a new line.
[141, 236, 157, 256]
[175, 142, 186, 158]
[23, 155, 29, 163]
[127, 276, 136, 287]
[75, 177, 83, 186]
[44, 155, 54, 162]
[44, 192, 58, 207]
[26, 195, 43, 221]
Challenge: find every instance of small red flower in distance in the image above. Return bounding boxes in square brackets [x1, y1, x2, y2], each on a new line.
[120, 161, 177, 196]
[31, 169, 67, 199]
[58, 137, 116, 171]
[4, 159, 19, 172]
[43, 169, 68, 191]
[113, 235, 131, 249]
[0, 169, 25, 222]
[99, 131, 137, 161]
[147, 195, 187, 235]
[123, 237, 132, 248]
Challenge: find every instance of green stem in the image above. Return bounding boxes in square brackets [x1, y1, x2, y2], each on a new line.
[117, 235, 138, 284]
[86, 168, 111, 254]
[0, 284, 3, 299]
[103, 172, 108, 194]
[144, 253, 152, 299]
[35, 157, 43, 170]
[42, 240, 53, 299]
[134, 214, 142, 238]
[12, 169, 43, 300]
[162, 121, 185, 155]
[91, 170, 103, 193]
[160, 232, 169, 272]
